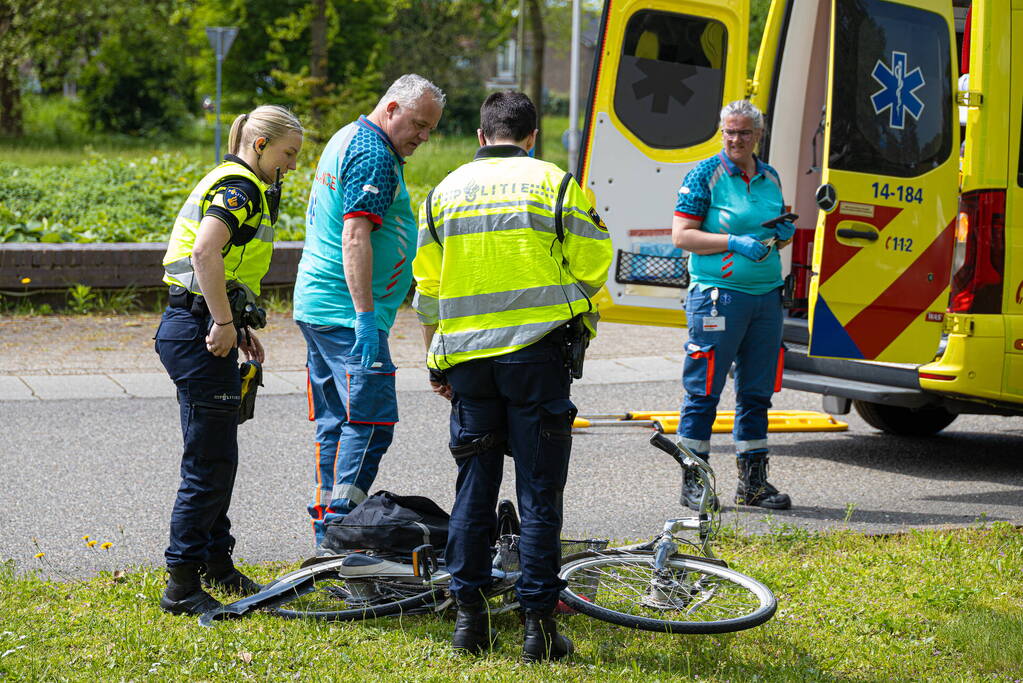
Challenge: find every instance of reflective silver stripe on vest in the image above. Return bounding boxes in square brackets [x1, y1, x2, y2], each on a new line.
[164, 257, 198, 292]
[439, 283, 589, 321]
[562, 211, 610, 241]
[177, 198, 272, 243]
[178, 201, 202, 222]
[412, 291, 440, 324]
[437, 208, 558, 240]
[331, 483, 368, 505]
[435, 199, 555, 224]
[432, 319, 566, 358]
[577, 281, 601, 297]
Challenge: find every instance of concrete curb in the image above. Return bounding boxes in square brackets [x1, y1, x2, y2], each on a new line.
[0, 356, 684, 401]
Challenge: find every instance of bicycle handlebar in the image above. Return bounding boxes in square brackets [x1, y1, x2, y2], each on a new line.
[648, 433, 712, 475]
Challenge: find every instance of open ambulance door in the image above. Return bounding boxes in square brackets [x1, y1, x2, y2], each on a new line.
[748, 0, 834, 311]
[579, 0, 751, 327]
[806, 0, 960, 362]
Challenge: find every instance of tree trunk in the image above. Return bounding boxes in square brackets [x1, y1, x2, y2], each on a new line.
[0, 69, 22, 137]
[525, 0, 545, 157]
[309, 0, 328, 131]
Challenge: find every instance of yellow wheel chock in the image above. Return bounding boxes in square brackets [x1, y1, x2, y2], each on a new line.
[572, 410, 847, 434]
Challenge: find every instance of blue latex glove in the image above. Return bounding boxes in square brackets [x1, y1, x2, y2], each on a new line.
[728, 234, 770, 262]
[352, 310, 379, 369]
[774, 221, 796, 242]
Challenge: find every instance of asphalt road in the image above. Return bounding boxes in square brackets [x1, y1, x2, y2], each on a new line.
[3, 380, 1021, 579]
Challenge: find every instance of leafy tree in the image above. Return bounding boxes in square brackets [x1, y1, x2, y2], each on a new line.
[382, 0, 516, 135]
[183, 0, 391, 140]
[0, 0, 108, 136]
[78, 5, 196, 135]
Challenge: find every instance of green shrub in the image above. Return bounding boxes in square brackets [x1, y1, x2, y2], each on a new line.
[78, 24, 196, 136]
[19, 93, 90, 145]
[0, 155, 310, 243]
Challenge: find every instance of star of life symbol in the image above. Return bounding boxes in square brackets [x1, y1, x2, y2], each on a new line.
[870, 51, 925, 129]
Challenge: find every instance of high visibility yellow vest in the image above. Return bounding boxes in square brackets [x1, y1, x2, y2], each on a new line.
[162, 161, 273, 296]
[412, 149, 613, 370]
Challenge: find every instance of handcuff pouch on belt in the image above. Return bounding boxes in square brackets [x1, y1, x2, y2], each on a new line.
[563, 316, 589, 381]
[226, 281, 267, 330]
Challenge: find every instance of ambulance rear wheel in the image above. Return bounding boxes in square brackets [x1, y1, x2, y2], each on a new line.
[852, 401, 957, 436]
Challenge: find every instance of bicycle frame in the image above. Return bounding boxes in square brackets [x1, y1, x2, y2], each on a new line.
[646, 432, 720, 561]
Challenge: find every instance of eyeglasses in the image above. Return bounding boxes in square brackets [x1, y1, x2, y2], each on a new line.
[722, 129, 755, 139]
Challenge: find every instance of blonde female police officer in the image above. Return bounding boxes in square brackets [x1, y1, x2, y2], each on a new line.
[156, 105, 303, 615]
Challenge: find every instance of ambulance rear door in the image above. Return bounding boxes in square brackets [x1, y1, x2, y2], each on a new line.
[807, 0, 960, 361]
[578, 0, 750, 327]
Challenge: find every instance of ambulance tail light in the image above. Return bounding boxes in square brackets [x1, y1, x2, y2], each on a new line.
[949, 190, 1005, 313]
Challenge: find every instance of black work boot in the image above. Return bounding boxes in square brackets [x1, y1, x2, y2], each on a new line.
[451, 602, 499, 655]
[160, 563, 222, 615]
[682, 453, 720, 512]
[202, 560, 262, 596]
[522, 610, 574, 663]
[735, 452, 791, 510]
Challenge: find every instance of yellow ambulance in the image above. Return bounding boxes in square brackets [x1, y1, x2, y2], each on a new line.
[580, 0, 1022, 434]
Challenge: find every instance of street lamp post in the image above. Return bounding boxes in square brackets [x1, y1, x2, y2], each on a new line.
[205, 26, 239, 165]
[568, 0, 581, 175]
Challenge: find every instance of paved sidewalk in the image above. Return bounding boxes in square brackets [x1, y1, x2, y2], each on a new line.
[0, 310, 687, 400]
[0, 355, 685, 401]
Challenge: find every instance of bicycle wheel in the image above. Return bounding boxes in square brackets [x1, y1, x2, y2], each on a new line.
[271, 556, 445, 621]
[559, 550, 776, 634]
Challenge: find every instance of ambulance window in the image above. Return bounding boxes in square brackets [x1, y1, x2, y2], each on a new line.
[829, 0, 953, 178]
[614, 10, 727, 149]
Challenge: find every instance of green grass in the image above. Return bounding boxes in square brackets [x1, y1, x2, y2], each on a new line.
[4, 524, 1021, 681]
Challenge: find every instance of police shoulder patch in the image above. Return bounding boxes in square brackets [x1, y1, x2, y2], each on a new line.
[222, 186, 248, 210]
[588, 207, 608, 232]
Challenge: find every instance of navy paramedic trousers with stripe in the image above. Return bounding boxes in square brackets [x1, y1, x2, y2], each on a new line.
[297, 321, 397, 546]
[444, 330, 577, 612]
[677, 286, 784, 456]
[155, 306, 242, 568]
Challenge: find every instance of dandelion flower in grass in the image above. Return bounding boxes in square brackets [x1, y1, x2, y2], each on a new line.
[87, 540, 97, 547]
[20, 277, 31, 284]
[82, 535, 90, 541]
[34, 552, 45, 559]
[101, 542, 112, 550]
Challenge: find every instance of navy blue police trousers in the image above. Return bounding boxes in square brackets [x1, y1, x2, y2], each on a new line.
[443, 330, 577, 612]
[155, 305, 242, 568]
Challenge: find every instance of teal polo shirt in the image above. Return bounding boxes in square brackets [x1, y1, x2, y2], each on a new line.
[294, 116, 417, 331]
[674, 152, 785, 295]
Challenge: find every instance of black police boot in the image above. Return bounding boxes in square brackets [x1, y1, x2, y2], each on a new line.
[522, 610, 574, 663]
[160, 563, 222, 616]
[735, 452, 791, 510]
[451, 602, 499, 655]
[682, 453, 720, 512]
[202, 560, 262, 596]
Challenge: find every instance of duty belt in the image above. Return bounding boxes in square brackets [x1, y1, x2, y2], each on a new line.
[168, 286, 207, 316]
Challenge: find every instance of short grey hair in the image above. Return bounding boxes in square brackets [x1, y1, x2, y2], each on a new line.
[379, 74, 446, 110]
[720, 100, 764, 130]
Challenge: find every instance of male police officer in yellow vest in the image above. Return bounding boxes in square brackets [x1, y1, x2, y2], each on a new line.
[412, 91, 613, 661]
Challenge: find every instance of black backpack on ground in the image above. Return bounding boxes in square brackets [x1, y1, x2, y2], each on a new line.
[322, 490, 450, 557]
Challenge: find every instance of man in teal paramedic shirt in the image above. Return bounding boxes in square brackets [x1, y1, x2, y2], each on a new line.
[672, 99, 795, 512]
[294, 74, 445, 550]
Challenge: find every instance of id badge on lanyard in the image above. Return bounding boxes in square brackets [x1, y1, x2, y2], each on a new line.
[702, 287, 725, 332]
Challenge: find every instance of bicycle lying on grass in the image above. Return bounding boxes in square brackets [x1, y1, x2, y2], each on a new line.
[200, 433, 776, 634]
